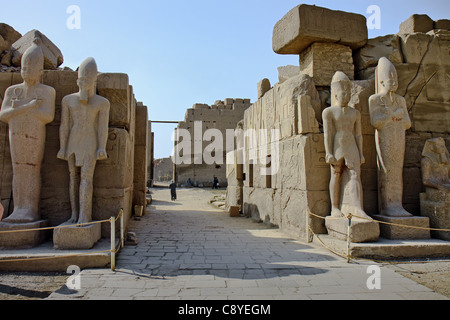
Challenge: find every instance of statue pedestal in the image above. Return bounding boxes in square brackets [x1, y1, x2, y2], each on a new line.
[420, 189, 450, 241]
[373, 215, 431, 240]
[0, 220, 49, 249]
[325, 217, 380, 243]
[53, 222, 101, 250]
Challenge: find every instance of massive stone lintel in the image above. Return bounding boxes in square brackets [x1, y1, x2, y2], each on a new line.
[273, 4, 368, 55]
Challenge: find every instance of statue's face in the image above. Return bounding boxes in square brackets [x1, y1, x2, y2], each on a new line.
[381, 73, 398, 93]
[434, 142, 448, 155]
[21, 58, 42, 83]
[333, 81, 351, 106]
[77, 69, 96, 103]
[77, 74, 96, 91]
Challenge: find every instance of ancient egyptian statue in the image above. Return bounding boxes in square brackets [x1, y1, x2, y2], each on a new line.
[57, 57, 110, 224]
[421, 138, 450, 191]
[420, 137, 450, 241]
[369, 57, 412, 217]
[322, 71, 370, 219]
[0, 40, 56, 223]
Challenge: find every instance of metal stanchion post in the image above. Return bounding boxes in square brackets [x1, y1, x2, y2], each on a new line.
[110, 217, 116, 272]
[347, 214, 352, 264]
[120, 209, 124, 249]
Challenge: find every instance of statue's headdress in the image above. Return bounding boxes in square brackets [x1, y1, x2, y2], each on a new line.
[375, 57, 397, 94]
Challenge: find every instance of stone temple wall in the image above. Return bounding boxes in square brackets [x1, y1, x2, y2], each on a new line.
[175, 98, 251, 188]
[0, 70, 149, 238]
[231, 5, 450, 240]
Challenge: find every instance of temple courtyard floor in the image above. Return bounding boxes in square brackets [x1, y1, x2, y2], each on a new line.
[0, 187, 448, 301]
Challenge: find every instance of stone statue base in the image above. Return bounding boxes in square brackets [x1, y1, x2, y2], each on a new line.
[325, 217, 380, 243]
[0, 220, 49, 249]
[373, 215, 431, 240]
[420, 189, 450, 241]
[53, 222, 101, 250]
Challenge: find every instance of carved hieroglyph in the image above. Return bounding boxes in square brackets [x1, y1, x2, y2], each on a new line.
[57, 57, 110, 224]
[0, 40, 55, 223]
[322, 72, 369, 219]
[421, 138, 450, 191]
[420, 137, 450, 241]
[369, 57, 413, 217]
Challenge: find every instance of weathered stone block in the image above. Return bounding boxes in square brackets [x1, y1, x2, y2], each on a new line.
[257, 78, 271, 99]
[420, 190, 450, 241]
[434, 19, 450, 30]
[325, 217, 380, 243]
[298, 95, 319, 134]
[0, 23, 22, 51]
[53, 222, 101, 250]
[373, 215, 431, 240]
[273, 4, 367, 54]
[353, 35, 403, 72]
[0, 220, 49, 249]
[300, 42, 354, 86]
[97, 73, 130, 127]
[94, 128, 134, 189]
[278, 65, 300, 84]
[11, 30, 63, 70]
[229, 206, 240, 217]
[399, 14, 434, 34]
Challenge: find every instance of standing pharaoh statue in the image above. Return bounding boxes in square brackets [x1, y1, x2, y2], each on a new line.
[57, 57, 110, 224]
[0, 40, 56, 223]
[323, 71, 370, 219]
[369, 57, 412, 217]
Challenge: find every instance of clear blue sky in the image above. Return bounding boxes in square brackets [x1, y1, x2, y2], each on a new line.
[1, 0, 448, 159]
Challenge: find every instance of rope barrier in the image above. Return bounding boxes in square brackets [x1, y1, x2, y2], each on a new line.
[0, 209, 125, 270]
[309, 212, 450, 232]
[308, 212, 450, 265]
[0, 219, 110, 235]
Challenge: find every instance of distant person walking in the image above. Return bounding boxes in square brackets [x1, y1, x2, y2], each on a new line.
[169, 181, 177, 201]
[213, 176, 219, 189]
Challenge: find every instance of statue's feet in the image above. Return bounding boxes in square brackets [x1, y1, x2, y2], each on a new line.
[352, 208, 373, 221]
[381, 207, 413, 218]
[2, 209, 38, 224]
[65, 216, 79, 225]
[77, 214, 92, 227]
[331, 208, 344, 218]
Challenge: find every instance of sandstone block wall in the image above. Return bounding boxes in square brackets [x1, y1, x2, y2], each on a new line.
[231, 8, 449, 241]
[354, 23, 450, 214]
[0, 70, 149, 238]
[175, 98, 251, 187]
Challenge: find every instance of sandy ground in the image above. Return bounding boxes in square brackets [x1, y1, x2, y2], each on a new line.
[0, 187, 448, 300]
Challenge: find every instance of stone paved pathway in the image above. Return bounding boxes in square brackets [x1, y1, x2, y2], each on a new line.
[47, 188, 448, 301]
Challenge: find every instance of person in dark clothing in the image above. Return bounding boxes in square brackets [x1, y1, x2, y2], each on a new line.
[169, 181, 177, 201]
[213, 176, 219, 189]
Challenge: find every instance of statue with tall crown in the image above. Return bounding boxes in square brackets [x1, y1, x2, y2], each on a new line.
[57, 57, 110, 225]
[323, 71, 369, 219]
[369, 57, 413, 217]
[323, 71, 380, 243]
[0, 40, 56, 223]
